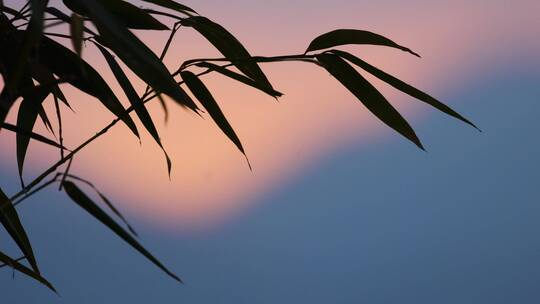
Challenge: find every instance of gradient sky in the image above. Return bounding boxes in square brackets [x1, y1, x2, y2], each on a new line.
[1, 0, 540, 303]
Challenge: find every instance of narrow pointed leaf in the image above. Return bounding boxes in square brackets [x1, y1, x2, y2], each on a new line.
[182, 16, 275, 92]
[307, 29, 420, 57]
[96, 44, 172, 175]
[63, 181, 181, 282]
[1, 122, 66, 149]
[141, 0, 197, 14]
[65, 174, 138, 236]
[330, 50, 478, 129]
[195, 62, 283, 98]
[63, 0, 168, 30]
[0, 250, 55, 292]
[69, 0, 197, 111]
[0, 187, 40, 274]
[38, 36, 139, 137]
[156, 93, 169, 123]
[316, 53, 424, 149]
[37, 104, 54, 134]
[70, 13, 84, 57]
[181, 71, 247, 157]
[16, 83, 50, 185]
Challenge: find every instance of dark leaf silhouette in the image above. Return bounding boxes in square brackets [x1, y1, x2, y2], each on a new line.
[96, 43, 172, 175]
[63, 181, 182, 282]
[65, 174, 138, 236]
[70, 0, 198, 111]
[0, 187, 40, 274]
[306, 29, 420, 57]
[141, 0, 197, 14]
[70, 13, 84, 56]
[0, 250, 56, 292]
[37, 104, 54, 134]
[195, 62, 283, 98]
[38, 36, 140, 138]
[1, 122, 66, 149]
[182, 16, 275, 92]
[329, 50, 478, 130]
[316, 53, 424, 149]
[181, 71, 250, 166]
[63, 0, 169, 30]
[16, 81, 50, 185]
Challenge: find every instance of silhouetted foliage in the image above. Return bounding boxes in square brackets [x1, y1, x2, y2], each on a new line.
[0, 0, 476, 291]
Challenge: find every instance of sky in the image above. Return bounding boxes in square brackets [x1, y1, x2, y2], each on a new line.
[1, 0, 540, 303]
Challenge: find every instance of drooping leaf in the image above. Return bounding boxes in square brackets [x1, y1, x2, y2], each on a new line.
[182, 16, 275, 92]
[68, 0, 198, 111]
[63, 181, 182, 282]
[37, 35, 139, 138]
[63, 0, 168, 30]
[37, 104, 54, 134]
[306, 29, 420, 57]
[1, 122, 66, 149]
[96, 43, 172, 175]
[329, 50, 479, 130]
[0, 250, 55, 292]
[181, 71, 250, 164]
[141, 0, 197, 14]
[70, 13, 84, 57]
[0, 187, 40, 274]
[16, 83, 50, 185]
[316, 53, 424, 149]
[195, 62, 283, 98]
[157, 93, 169, 123]
[65, 174, 138, 236]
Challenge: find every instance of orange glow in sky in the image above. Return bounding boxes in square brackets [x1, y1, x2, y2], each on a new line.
[1, 1, 538, 231]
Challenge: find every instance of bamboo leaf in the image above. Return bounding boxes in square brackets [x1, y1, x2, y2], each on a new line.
[181, 71, 250, 165]
[63, 181, 182, 282]
[16, 84, 50, 185]
[70, 13, 84, 57]
[68, 0, 198, 111]
[0, 187, 40, 274]
[38, 35, 139, 138]
[96, 43, 172, 176]
[195, 62, 283, 98]
[63, 0, 168, 30]
[306, 29, 420, 57]
[330, 50, 479, 130]
[316, 53, 424, 149]
[182, 16, 275, 92]
[1, 122, 66, 149]
[64, 174, 138, 236]
[0, 250, 55, 292]
[37, 104, 54, 134]
[141, 0, 197, 14]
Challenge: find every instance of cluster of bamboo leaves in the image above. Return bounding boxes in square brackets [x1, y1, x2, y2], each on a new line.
[0, 0, 477, 291]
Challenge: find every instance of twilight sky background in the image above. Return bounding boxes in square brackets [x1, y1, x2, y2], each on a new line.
[1, 0, 540, 303]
